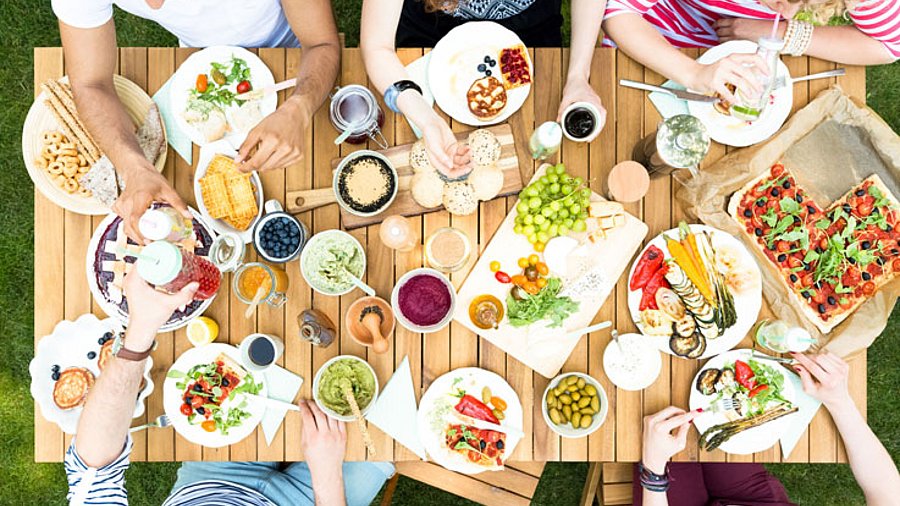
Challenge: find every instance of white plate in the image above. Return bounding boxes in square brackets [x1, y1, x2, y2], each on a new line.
[602, 333, 662, 391]
[689, 348, 796, 454]
[687, 40, 792, 147]
[428, 22, 532, 126]
[29, 314, 153, 434]
[193, 140, 264, 243]
[417, 367, 523, 475]
[170, 46, 277, 147]
[627, 224, 762, 359]
[163, 343, 267, 448]
[86, 207, 218, 332]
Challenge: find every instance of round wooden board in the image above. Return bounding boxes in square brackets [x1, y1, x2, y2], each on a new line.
[22, 75, 167, 215]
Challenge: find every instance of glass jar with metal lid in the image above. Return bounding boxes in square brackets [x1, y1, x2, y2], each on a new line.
[329, 84, 388, 149]
[633, 114, 710, 177]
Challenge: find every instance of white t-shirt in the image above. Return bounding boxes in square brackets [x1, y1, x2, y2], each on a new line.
[52, 0, 299, 48]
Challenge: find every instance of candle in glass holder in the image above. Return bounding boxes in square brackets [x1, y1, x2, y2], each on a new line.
[379, 215, 418, 251]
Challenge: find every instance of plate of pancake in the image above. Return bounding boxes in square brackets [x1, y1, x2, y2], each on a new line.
[29, 313, 153, 434]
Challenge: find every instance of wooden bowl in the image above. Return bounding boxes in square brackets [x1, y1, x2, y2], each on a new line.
[345, 296, 395, 352]
[22, 74, 167, 215]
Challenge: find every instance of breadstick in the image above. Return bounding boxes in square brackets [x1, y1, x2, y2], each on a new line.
[41, 80, 101, 163]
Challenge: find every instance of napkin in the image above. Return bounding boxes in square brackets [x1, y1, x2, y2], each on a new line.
[779, 371, 821, 459]
[364, 356, 427, 460]
[260, 364, 304, 446]
[152, 76, 193, 165]
[647, 80, 692, 119]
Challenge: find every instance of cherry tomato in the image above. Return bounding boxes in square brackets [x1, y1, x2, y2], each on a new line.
[893, 259, 900, 272]
[489, 261, 501, 272]
[776, 241, 790, 253]
[528, 254, 540, 266]
[536, 262, 549, 276]
[771, 163, 785, 177]
[195, 74, 208, 93]
[517, 257, 529, 269]
[523, 282, 540, 295]
[201, 420, 217, 432]
[490, 396, 507, 411]
[483, 430, 501, 443]
[536, 277, 548, 289]
[511, 274, 527, 286]
[495, 271, 511, 283]
[524, 265, 539, 281]
[533, 242, 546, 253]
[236, 80, 252, 94]
[180, 403, 193, 416]
[190, 396, 204, 408]
[858, 202, 873, 216]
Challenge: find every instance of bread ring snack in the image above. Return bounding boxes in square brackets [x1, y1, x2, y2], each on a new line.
[64, 177, 79, 193]
[48, 160, 65, 175]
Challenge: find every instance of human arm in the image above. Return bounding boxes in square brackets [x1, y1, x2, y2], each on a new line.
[640, 406, 702, 506]
[360, 0, 471, 177]
[715, 19, 895, 65]
[602, 13, 766, 102]
[792, 352, 900, 506]
[237, 0, 341, 173]
[74, 271, 199, 467]
[59, 20, 188, 244]
[298, 399, 347, 506]
[558, 0, 607, 138]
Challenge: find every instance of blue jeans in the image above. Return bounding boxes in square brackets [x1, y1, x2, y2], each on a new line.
[172, 461, 395, 506]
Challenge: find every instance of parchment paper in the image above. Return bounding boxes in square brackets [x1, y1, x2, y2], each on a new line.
[676, 86, 900, 357]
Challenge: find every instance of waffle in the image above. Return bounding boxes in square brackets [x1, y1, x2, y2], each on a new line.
[200, 172, 231, 219]
[199, 155, 259, 230]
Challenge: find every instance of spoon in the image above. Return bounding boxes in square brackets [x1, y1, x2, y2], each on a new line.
[611, 329, 623, 353]
[244, 279, 271, 319]
[334, 120, 360, 145]
[343, 268, 376, 297]
[340, 379, 376, 457]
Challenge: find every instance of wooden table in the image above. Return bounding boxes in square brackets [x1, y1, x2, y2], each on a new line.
[34, 46, 868, 464]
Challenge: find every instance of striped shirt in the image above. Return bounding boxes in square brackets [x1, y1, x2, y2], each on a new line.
[603, 0, 900, 60]
[65, 438, 275, 505]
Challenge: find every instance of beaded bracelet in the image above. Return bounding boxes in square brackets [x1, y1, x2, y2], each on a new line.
[638, 462, 670, 492]
[784, 19, 815, 56]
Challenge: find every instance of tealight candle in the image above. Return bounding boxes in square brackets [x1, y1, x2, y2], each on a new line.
[379, 215, 418, 252]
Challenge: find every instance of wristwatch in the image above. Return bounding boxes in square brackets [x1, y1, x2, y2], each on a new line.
[384, 80, 423, 113]
[111, 333, 156, 362]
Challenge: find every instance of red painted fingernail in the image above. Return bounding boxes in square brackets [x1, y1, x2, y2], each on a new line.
[696, 408, 703, 413]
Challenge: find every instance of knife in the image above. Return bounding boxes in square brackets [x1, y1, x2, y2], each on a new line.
[619, 79, 718, 103]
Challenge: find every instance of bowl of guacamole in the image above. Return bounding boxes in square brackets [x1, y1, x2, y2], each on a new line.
[313, 355, 379, 421]
[300, 230, 366, 296]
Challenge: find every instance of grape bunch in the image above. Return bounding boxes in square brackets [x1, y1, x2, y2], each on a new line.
[513, 163, 591, 252]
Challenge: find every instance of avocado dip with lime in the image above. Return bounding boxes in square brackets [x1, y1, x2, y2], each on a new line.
[317, 358, 376, 416]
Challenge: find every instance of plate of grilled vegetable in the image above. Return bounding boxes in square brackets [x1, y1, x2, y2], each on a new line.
[689, 349, 798, 454]
[627, 223, 762, 359]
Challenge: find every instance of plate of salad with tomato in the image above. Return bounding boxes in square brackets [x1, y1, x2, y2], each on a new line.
[164, 343, 265, 447]
[689, 349, 797, 454]
[417, 367, 523, 474]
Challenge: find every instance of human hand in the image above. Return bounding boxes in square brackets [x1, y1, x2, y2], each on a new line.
[237, 97, 309, 173]
[642, 406, 701, 474]
[419, 113, 472, 179]
[557, 77, 607, 141]
[688, 54, 768, 104]
[113, 166, 189, 245]
[791, 351, 853, 410]
[299, 399, 347, 477]
[715, 18, 783, 44]
[122, 269, 198, 348]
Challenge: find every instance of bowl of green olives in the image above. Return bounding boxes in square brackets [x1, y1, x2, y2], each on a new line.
[542, 372, 608, 438]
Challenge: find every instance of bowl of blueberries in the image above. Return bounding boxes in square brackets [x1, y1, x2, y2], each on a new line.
[252, 200, 310, 263]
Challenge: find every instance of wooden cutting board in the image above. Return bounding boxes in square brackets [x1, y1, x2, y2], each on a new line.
[452, 165, 649, 379]
[285, 123, 522, 229]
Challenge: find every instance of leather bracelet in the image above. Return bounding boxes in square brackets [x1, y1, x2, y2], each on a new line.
[638, 461, 670, 492]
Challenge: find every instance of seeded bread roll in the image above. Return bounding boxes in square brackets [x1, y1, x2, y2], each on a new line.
[467, 129, 501, 167]
[468, 165, 504, 201]
[442, 181, 478, 216]
[409, 139, 432, 174]
[410, 170, 444, 208]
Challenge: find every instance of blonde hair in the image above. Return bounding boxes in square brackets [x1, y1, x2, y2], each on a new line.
[421, 0, 459, 13]
[790, 0, 856, 25]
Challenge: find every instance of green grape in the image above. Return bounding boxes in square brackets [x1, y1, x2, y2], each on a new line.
[516, 201, 529, 213]
[578, 211, 588, 220]
[549, 183, 561, 194]
[523, 214, 534, 225]
[537, 231, 550, 243]
[561, 184, 573, 195]
[541, 207, 554, 218]
[555, 164, 566, 175]
[563, 218, 575, 228]
[563, 196, 574, 207]
[539, 220, 551, 231]
[558, 224, 570, 236]
[528, 233, 538, 244]
[572, 219, 587, 232]
[532, 182, 544, 193]
[528, 197, 542, 209]
[547, 173, 559, 184]
[573, 177, 584, 186]
[549, 201, 561, 212]
[570, 203, 581, 215]
[558, 208, 570, 219]
[525, 187, 538, 197]
[513, 224, 524, 234]
[549, 224, 559, 236]
[533, 214, 546, 225]
[523, 224, 535, 236]
[560, 175, 573, 185]
[540, 176, 550, 185]
[580, 188, 592, 199]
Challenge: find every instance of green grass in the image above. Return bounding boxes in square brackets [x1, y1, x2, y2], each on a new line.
[1, 2, 898, 505]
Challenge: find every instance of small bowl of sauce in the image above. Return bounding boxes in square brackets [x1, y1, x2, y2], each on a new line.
[391, 268, 455, 333]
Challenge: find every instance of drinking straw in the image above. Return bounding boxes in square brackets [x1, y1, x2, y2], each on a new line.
[117, 246, 157, 264]
[770, 14, 781, 39]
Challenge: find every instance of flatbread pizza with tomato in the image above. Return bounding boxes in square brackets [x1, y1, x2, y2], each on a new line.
[729, 163, 900, 333]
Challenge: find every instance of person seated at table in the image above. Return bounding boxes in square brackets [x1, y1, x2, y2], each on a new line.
[65, 269, 394, 506]
[638, 352, 900, 506]
[51, 0, 340, 242]
[601, 0, 898, 105]
[361, 0, 608, 178]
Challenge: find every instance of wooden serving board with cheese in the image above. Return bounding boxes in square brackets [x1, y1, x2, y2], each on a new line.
[285, 123, 522, 229]
[453, 165, 648, 378]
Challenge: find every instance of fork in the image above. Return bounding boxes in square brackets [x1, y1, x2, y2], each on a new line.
[774, 68, 846, 89]
[129, 414, 171, 433]
[700, 398, 738, 414]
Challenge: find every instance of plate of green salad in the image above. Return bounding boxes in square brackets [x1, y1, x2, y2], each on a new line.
[171, 46, 276, 147]
[164, 343, 266, 447]
[689, 348, 798, 455]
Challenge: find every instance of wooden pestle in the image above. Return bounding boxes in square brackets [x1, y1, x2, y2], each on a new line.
[361, 306, 389, 354]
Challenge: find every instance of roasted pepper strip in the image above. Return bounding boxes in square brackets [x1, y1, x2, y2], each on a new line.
[665, 234, 714, 304]
[455, 394, 500, 424]
[630, 245, 665, 291]
[679, 222, 710, 291]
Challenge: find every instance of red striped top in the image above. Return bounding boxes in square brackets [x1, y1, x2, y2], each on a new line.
[603, 0, 900, 60]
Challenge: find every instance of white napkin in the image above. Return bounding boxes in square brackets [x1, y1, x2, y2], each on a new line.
[364, 356, 427, 460]
[779, 371, 821, 459]
[260, 365, 304, 446]
[152, 76, 193, 165]
[647, 80, 692, 120]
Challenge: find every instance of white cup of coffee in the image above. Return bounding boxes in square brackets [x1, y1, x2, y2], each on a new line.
[561, 101, 603, 142]
[239, 333, 284, 372]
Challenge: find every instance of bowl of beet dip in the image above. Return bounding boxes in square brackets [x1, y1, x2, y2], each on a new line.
[391, 268, 456, 333]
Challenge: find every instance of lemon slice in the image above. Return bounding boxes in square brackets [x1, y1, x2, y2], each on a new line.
[187, 317, 219, 347]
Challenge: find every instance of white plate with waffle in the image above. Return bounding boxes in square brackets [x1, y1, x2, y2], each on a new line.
[428, 22, 532, 126]
[194, 140, 263, 243]
[86, 206, 218, 332]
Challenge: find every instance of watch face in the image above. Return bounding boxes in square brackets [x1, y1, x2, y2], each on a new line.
[111, 335, 125, 356]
